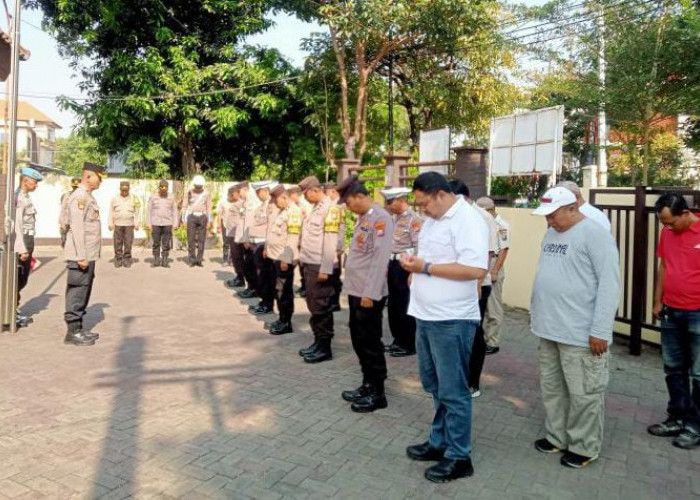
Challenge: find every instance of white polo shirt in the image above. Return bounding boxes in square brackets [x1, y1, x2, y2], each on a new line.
[408, 197, 489, 321]
[579, 202, 611, 232]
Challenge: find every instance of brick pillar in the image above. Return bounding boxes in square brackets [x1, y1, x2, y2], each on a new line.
[453, 146, 488, 199]
[335, 158, 360, 183]
[384, 153, 411, 187]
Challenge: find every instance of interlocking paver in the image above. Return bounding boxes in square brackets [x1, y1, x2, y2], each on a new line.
[0, 247, 698, 499]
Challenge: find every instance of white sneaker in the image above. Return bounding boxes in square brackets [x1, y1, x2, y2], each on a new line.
[470, 388, 481, 399]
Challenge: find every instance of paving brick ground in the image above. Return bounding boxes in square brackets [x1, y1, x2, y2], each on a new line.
[1, 246, 698, 500]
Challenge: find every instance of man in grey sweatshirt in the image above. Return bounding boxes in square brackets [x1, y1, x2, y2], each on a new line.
[530, 186, 620, 469]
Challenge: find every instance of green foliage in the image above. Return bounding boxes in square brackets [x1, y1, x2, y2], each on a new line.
[54, 133, 108, 177]
[125, 139, 171, 179]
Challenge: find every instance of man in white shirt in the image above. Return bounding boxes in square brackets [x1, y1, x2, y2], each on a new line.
[558, 181, 611, 231]
[401, 172, 489, 483]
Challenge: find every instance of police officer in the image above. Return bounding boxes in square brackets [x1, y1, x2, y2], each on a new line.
[246, 181, 276, 316]
[265, 185, 302, 335]
[59, 177, 80, 248]
[14, 166, 43, 326]
[221, 185, 244, 285]
[324, 182, 345, 312]
[289, 186, 310, 298]
[338, 175, 394, 412]
[236, 182, 260, 298]
[216, 189, 232, 266]
[64, 162, 106, 346]
[182, 175, 212, 267]
[297, 176, 341, 363]
[109, 180, 140, 268]
[382, 187, 422, 357]
[228, 182, 249, 289]
[147, 180, 178, 268]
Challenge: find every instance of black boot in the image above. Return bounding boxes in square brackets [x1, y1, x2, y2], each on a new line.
[350, 383, 387, 413]
[269, 321, 293, 335]
[304, 339, 332, 363]
[237, 288, 257, 299]
[298, 340, 320, 357]
[124, 258, 132, 268]
[341, 383, 371, 402]
[64, 323, 95, 346]
[115, 258, 122, 268]
[161, 253, 170, 268]
[151, 255, 160, 267]
[232, 276, 245, 287]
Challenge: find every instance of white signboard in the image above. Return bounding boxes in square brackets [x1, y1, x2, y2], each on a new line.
[488, 106, 564, 187]
[419, 127, 451, 174]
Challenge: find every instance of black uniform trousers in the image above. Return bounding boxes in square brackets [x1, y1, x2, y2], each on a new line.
[274, 261, 295, 323]
[186, 214, 207, 263]
[468, 285, 492, 391]
[242, 244, 257, 291]
[64, 261, 96, 330]
[17, 234, 34, 305]
[253, 243, 275, 309]
[113, 225, 134, 261]
[330, 259, 343, 308]
[303, 264, 335, 341]
[222, 230, 231, 263]
[387, 259, 416, 351]
[298, 263, 306, 291]
[152, 225, 172, 256]
[229, 240, 246, 280]
[348, 295, 388, 388]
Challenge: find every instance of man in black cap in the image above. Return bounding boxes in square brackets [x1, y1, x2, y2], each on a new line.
[297, 175, 341, 363]
[147, 180, 178, 267]
[59, 177, 80, 248]
[63, 162, 106, 346]
[109, 180, 140, 268]
[337, 175, 394, 412]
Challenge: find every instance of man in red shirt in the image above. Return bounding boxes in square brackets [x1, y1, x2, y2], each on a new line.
[649, 192, 700, 450]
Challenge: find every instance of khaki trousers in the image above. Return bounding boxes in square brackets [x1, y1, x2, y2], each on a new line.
[484, 268, 505, 347]
[538, 338, 610, 458]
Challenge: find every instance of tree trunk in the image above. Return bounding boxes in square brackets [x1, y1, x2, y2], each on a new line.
[404, 98, 419, 152]
[179, 132, 195, 178]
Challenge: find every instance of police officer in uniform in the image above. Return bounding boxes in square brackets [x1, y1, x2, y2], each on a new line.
[109, 180, 140, 268]
[147, 180, 178, 267]
[64, 162, 106, 346]
[236, 182, 260, 298]
[182, 175, 212, 267]
[245, 181, 276, 316]
[382, 187, 422, 357]
[297, 176, 341, 363]
[289, 186, 310, 298]
[324, 182, 345, 312]
[265, 185, 302, 335]
[227, 182, 248, 288]
[14, 166, 43, 326]
[338, 176, 394, 412]
[59, 177, 80, 248]
[221, 185, 244, 284]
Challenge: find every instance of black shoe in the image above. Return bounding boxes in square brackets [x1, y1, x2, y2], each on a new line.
[330, 304, 341, 313]
[269, 322, 293, 335]
[534, 438, 563, 453]
[124, 259, 132, 268]
[350, 392, 387, 413]
[299, 341, 319, 357]
[304, 341, 332, 363]
[115, 259, 122, 268]
[672, 427, 700, 450]
[81, 330, 100, 340]
[342, 383, 372, 403]
[406, 442, 446, 462]
[560, 451, 598, 468]
[251, 305, 273, 316]
[151, 257, 160, 268]
[384, 343, 399, 353]
[237, 288, 257, 298]
[485, 346, 500, 355]
[390, 346, 416, 358]
[266, 320, 283, 330]
[249, 302, 262, 311]
[647, 418, 684, 437]
[162, 258, 170, 268]
[63, 331, 96, 346]
[188, 260, 196, 268]
[424, 458, 474, 483]
[296, 289, 307, 298]
[232, 277, 245, 287]
[196, 261, 203, 267]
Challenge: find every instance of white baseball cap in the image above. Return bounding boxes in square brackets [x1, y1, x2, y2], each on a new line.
[192, 174, 205, 186]
[532, 187, 577, 216]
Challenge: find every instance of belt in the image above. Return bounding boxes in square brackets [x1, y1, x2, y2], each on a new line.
[249, 237, 266, 244]
[390, 248, 415, 260]
[191, 211, 205, 216]
[23, 230, 35, 236]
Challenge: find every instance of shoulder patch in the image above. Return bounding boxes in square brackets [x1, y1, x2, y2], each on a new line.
[375, 221, 387, 237]
[77, 198, 86, 210]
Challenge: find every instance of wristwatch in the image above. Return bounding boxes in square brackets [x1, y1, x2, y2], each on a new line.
[422, 262, 432, 276]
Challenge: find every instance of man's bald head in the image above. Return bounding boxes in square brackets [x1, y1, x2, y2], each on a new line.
[558, 180, 584, 205]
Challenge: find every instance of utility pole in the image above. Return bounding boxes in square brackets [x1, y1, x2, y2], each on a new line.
[597, 0, 608, 187]
[1, 0, 22, 332]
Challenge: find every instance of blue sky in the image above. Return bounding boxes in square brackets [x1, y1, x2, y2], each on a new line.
[3, 4, 544, 136]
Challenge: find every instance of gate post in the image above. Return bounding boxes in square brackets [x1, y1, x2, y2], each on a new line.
[629, 185, 647, 355]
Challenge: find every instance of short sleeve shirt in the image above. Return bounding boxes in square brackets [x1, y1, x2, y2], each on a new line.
[657, 220, 700, 310]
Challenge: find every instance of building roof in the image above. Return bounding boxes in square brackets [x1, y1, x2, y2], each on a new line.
[0, 100, 62, 129]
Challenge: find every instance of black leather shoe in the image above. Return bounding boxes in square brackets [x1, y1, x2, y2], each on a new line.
[115, 259, 122, 268]
[249, 302, 262, 311]
[237, 289, 257, 299]
[304, 342, 332, 363]
[350, 392, 387, 413]
[251, 305, 273, 316]
[299, 341, 319, 357]
[162, 258, 170, 268]
[81, 330, 100, 340]
[342, 383, 371, 402]
[124, 259, 132, 268]
[196, 261, 203, 267]
[424, 458, 474, 483]
[406, 442, 445, 462]
[225, 279, 237, 288]
[390, 346, 416, 358]
[330, 304, 341, 313]
[63, 331, 96, 346]
[296, 289, 307, 298]
[485, 346, 500, 355]
[269, 322, 293, 335]
[151, 257, 160, 268]
[232, 277, 245, 287]
[384, 343, 399, 353]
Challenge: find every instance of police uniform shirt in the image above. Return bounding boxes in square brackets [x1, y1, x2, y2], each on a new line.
[14, 189, 36, 255]
[148, 194, 178, 226]
[495, 214, 511, 253]
[265, 205, 302, 264]
[344, 204, 394, 301]
[392, 207, 422, 254]
[183, 189, 212, 219]
[299, 196, 341, 275]
[110, 194, 140, 227]
[59, 191, 72, 227]
[233, 199, 248, 243]
[247, 198, 270, 242]
[64, 186, 102, 262]
[474, 203, 498, 287]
